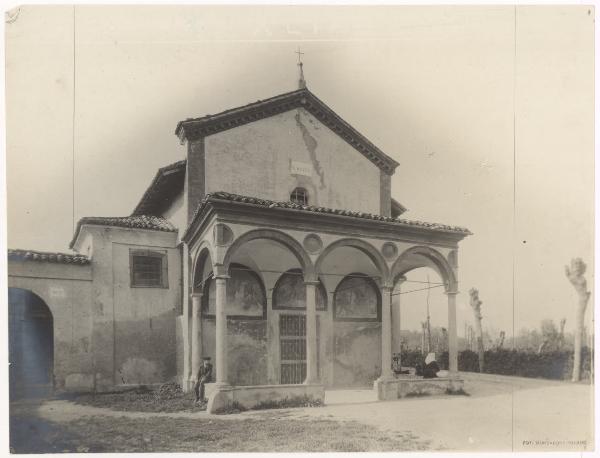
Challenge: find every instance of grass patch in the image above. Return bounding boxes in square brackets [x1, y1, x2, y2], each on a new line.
[72, 382, 206, 413]
[214, 401, 247, 415]
[251, 394, 324, 410]
[445, 388, 470, 396]
[404, 391, 432, 398]
[11, 408, 431, 453]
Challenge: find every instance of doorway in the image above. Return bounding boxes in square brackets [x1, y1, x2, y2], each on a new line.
[8, 288, 54, 399]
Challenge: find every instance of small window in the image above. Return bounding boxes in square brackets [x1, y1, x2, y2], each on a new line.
[290, 187, 309, 205]
[130, 250, 168, 288]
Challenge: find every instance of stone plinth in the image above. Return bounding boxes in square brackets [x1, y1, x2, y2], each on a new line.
[374, 376, 464, 400]
[206, 384, 325, 414]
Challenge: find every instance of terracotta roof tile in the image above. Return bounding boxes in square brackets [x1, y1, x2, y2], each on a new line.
[8, 249, 90, 264]
[185, 191, 471, 239]
[69, 215, 177, 248]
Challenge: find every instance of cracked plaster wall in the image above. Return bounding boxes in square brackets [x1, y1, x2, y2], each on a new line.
[203, 108, 381, 213]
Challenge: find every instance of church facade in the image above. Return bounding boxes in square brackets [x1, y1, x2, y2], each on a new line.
[7, 83, 470, 408]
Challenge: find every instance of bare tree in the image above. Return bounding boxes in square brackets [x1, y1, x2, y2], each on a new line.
[565, 258, 591, 382]
[558, 318, 566, 350]
[497, 330, 505, 349]
[469, 288, 485, 372]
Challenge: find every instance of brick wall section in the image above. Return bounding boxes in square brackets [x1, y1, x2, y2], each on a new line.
[379, 170, 392, 217]
[187, 138, 206, 224]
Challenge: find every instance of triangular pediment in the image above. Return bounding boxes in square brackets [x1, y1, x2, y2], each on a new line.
[175, 88, 399, 174]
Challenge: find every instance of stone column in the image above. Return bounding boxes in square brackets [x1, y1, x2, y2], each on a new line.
[380, 286, 394, 380]
[391, 276, 405, 357]
[215, 275, 229, 386]
[304, 281, 319, 384]
[190, 293, 202, 386]
[446, 291, 459, 374]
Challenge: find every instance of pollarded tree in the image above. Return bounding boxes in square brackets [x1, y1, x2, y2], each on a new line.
[565, 258, 591, 382]
[468, 288, 485, 372]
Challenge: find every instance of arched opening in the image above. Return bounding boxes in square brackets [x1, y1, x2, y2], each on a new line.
[222, 232, 315, 386]
[390, 246, 457, 371]
[316, 239, 387, 388]
[8, 288, 54, 400]
[272, 268, 327, 384]
[290, 187, 309, 205]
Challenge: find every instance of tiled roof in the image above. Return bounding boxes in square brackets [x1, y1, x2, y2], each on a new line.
[69, 215, 177, 248]
[8, 249, 90, 265]
[175, 88, 400, 174]
[185, 191, 471, 239]
[132, 159, 186, 216]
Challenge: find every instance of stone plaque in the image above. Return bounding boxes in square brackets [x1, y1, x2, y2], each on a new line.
[290, 161, 312, 176]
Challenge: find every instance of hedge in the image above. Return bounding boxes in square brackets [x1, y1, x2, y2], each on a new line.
[400, 348, 593, 381]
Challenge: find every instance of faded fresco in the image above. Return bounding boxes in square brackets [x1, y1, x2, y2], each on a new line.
[273, 270, 327, 310]
[205, 267, 265, 317]
[334, 276, 379, 320]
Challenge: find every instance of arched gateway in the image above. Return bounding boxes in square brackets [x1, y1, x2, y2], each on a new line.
[8, 288, 54, 400]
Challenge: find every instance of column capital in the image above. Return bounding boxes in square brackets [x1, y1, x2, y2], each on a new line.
[191, 292, 203, 299]
[381, 284, 394, 292]
[304, 280, 321, 286]
[213, 264, 229, 278]
[445, 290, 459, 296]
[214, 275, 230, 281]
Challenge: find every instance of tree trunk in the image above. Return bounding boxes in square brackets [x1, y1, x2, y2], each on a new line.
[572, 297, 589, 382]
[565, 258, 590, 383]
[469, 288, 485, 373]
[473, 320, 485, 372]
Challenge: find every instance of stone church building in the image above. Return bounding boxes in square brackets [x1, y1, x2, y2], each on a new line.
[8, 74, 470, 410]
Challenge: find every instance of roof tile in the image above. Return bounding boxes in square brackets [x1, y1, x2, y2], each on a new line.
[185, 191, 471, 238]
[8, 249, 90, 264]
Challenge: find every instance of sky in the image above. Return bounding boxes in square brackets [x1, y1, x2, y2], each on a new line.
[4, 5, 595, 340]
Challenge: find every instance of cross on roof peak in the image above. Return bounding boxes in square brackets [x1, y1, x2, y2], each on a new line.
[295, 47, 306, 89]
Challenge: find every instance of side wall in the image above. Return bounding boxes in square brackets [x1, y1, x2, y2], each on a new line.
[8, 261, 94, 391]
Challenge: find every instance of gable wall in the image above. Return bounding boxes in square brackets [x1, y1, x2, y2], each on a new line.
[201, 108, 383, 214]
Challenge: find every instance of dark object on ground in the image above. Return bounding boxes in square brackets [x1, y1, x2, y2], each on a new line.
[423, 361, 440, 379]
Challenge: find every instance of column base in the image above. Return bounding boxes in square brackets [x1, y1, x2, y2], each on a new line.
[374, 375, 398, 401]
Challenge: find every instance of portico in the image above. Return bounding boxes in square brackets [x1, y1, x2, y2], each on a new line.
[181, 191, 470, 411]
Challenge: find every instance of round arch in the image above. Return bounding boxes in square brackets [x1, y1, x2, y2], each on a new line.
[191, 241, 215, 293]
[222, 229, 315, 279]
[8, 287, 54, 399]
[315, 238, 390, 284]
[390, 246, 457, 292]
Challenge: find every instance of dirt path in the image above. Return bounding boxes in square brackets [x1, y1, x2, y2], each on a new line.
[26, 373, 594, 452]
[269, 374, 593, 452]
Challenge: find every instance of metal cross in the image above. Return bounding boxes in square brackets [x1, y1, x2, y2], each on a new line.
[295, 47, 304, 64]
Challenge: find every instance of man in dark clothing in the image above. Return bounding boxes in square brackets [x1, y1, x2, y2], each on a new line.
[194, 357, 213, 403]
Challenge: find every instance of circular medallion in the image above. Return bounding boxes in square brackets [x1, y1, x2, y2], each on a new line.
[381, 242, 398, 260]
[303, 233, 323, 254]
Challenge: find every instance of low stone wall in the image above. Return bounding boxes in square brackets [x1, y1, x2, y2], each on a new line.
[206, 384, 325, 414]
[374, 376, 464, 401]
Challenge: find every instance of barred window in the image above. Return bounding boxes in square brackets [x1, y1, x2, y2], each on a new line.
[290, 187, 308, 205]
[130, 250, 168, 288]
